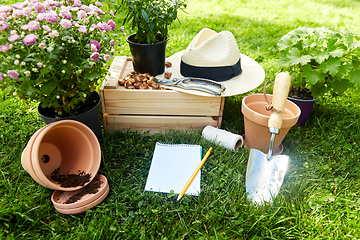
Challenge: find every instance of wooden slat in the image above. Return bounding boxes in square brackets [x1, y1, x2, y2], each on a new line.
[101, 56, 128, 89]
[103, 88, 223, 116]
[104, 115, 219, 134]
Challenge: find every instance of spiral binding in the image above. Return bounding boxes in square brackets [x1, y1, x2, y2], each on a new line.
[156, 142, 201, 148]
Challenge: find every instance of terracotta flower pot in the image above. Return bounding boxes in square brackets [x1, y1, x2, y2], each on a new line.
[21, 120, 101, 191]
[241, 94, 301, 153]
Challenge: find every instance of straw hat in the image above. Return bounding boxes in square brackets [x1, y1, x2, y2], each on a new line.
[156, 28, 265, 97]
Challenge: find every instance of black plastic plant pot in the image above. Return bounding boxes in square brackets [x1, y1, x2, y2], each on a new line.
[126, 34, 168, 76]
[37, 91, 102, 140]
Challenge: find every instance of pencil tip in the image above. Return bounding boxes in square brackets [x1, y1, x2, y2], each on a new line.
[177, 195, 181, 201]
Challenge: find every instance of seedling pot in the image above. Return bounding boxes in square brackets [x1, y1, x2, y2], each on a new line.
[241, 94, 300, 153]
[21, 120, 101, 191]
[126, 34, 168, 76]
[287, 96, 318, 127]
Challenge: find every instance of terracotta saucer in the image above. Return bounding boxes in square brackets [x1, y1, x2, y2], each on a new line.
[51, 174, 109, 214]
[242, 134, 284, 155]
[54, 185, 109, 215]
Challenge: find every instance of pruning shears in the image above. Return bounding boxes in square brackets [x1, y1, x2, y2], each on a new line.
[155, 77, 226, 96]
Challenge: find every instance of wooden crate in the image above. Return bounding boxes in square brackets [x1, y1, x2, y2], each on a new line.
[99, 56, 225, 134]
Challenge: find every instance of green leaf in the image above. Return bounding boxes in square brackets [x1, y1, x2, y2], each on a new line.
[329, 49, 344, 58]
[302, 64, 324, 85]
[350, 69, 360, 87]
[141, 9, 149, 23]
[312, 52, 329, 64]
[287, 48, 311, 66]
[277, 35, 291, 51]
[41, 79, 58, 95]
[337, 63, 353, 78]
[319, 57, 341, 76]
[331, 79, 349, 94]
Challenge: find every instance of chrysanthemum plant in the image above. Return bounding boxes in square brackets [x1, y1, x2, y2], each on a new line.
[0, 0, 119, 117]
[278, 27, 360, 99]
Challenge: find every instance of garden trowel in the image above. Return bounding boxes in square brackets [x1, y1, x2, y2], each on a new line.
[246, 72, 291, 204]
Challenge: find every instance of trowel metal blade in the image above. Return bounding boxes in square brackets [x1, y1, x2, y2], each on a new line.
[246, 148, 289, 204]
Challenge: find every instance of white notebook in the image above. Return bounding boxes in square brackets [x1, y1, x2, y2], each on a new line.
[145, 142, 202, 195]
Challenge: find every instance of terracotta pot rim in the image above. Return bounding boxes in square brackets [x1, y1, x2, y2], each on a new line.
[21, 124, 51, 187]
[242, 94, 301, 128]
[31, 120, 101, 191]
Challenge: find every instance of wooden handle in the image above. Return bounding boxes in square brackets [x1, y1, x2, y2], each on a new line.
[268, 72, 291, 130]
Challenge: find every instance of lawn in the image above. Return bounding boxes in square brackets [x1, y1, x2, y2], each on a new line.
[1, 0, 360, 239]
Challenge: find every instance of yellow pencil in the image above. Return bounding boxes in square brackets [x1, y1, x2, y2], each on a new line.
[177, 147, 213, 201]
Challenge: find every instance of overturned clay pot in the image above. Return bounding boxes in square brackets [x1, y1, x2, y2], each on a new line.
[21, 120, 101, 191]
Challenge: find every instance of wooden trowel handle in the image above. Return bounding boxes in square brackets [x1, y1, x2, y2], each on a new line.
[268, 72, 291, 131]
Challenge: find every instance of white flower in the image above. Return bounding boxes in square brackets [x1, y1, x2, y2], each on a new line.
[24, 71, 31, 76]
[62, 70, 65, 74]
[10, 30, 17, 35]
[14, 60, 20, 65]
[83, 94, 87, 98]
[16, 54, 20, 58]
[63, 60, 67, 64]
[56, 96, 60, 99]
[20, 62, 26, 66]
[32, 68, 38, 72]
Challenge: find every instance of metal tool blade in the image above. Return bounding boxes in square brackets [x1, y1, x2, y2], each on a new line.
[246, 149, 289, 204]
[155, 77, 226, 96]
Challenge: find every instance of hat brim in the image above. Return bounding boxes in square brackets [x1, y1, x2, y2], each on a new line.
[156, 51, 265, 97]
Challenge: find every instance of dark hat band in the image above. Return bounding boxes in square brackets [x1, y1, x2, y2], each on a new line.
[180, 58, 242, 81]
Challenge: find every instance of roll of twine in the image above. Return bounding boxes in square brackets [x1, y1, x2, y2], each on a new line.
[202, 126, 243, 150]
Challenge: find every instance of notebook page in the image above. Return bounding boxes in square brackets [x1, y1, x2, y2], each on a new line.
[145, 142, 202, 195]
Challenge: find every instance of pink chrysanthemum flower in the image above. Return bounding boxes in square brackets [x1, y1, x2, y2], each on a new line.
[60, 9, 72, 19]
[77, 10, 87, 19]
[104, 54, 110, 61]
[90, 52, 100, 61]
[7, 70, 19, 79]
[89, 40, 100, 51]
[34, 2, 46, 13]
[0, 21, 9, 31]
[0, 45, 10, 52]
[78, 26, 87, 33]
[37, 13, 46, 21]
[110, 40, 115, 47]
[23, 33, 38, 45]
[108, 20, 116, 30]
[28, 20, 40, 31]
[45, 11, 59, 23]
[8, 34, 20, 42]
[60, 19, 72, 28]
[95, 1, 103, 7]
[42, 25, 51, 32]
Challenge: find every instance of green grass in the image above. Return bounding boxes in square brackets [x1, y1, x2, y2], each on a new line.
[1, 0, 360, 239]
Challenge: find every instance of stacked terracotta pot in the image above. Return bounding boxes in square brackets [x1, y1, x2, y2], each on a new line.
[21, 120, 109, 214]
